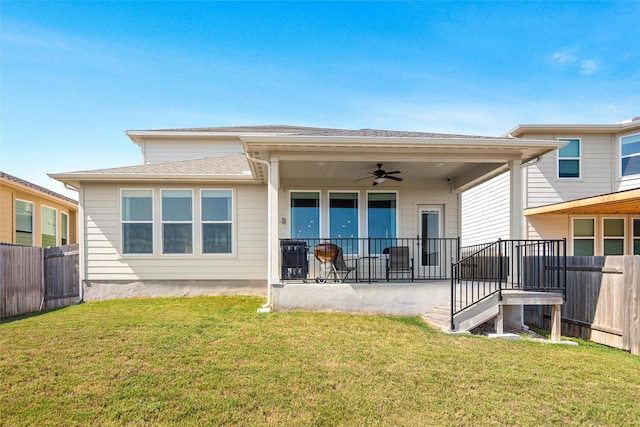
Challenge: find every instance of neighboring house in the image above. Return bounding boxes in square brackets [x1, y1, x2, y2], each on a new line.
[0, 171, 78, 247]
[462, 117, 640, 256]
[50, 126, 564, 316]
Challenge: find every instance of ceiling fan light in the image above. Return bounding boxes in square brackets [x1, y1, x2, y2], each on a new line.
[373, 177, 386, 184]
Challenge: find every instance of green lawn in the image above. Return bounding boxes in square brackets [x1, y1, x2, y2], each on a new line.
[1, 296, 638, 426]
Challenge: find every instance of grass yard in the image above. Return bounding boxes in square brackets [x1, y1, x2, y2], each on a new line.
[1, 296, 639, 426]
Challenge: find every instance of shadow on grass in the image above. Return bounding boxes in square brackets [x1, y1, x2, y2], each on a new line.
[0, 305, 74, 325]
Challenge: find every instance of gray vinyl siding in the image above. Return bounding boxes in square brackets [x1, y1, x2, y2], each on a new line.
[525, 134, 615, 208]
[83, 182, 267, 281]
[460, 172, 510, 246]
[141, 139, 244, 164]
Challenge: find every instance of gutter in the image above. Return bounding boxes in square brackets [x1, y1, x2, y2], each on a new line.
[244, 152, 273, 313]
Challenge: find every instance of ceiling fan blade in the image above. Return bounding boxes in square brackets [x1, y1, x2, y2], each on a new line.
[353, 175, 374, 182]
[384, 171, 402, 175]
[386, 175, 404, 182]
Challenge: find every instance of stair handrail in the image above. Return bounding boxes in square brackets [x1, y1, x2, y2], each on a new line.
[450, 239, 503, 330]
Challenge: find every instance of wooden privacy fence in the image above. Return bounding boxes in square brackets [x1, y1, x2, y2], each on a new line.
[525, 256, 640, 356]
[0, 244, 79, 319]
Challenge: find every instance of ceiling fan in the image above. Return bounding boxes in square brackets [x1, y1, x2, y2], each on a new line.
[354, 163, 404, 186]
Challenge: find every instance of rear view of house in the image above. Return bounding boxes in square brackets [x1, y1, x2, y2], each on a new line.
[50, 126, 565, 320]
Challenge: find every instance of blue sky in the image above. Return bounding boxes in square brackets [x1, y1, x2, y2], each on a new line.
[1, 1, 639, 199]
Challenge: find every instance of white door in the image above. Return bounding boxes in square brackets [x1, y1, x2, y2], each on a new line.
[418, 205, 443, 277]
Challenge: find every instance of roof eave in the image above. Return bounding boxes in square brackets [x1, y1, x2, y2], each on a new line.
[2, 176, 78, 207]
[49, 173, 257, 186]
[506, 121, 640, 138]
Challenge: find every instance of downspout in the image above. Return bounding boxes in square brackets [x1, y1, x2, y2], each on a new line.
[244, 152, 273, 311]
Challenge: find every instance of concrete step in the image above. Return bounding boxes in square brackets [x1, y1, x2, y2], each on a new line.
[422, 302, 453, 332]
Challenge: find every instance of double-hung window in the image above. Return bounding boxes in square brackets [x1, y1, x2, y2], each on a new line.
[122, 189, 153, 254]
[602, 218, 625, 255]
[61, 212, 69, 245]
[202, 189, 233, 254]
[634, 218, 640, 255]
[558, 138, 580, 178]
[572, 218, 595, 256]
[621, 133, 640, 177]
[290, 191, 320, 239]
[15, 200, 34, 246]
[41, 206, 57, 247]
[162, 190, 193, 254]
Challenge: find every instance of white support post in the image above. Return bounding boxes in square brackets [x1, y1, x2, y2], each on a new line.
[551, 304, 562, 342]
[268, 158, 280, 285]
[509, 159, 523, 240]
[495, 305, 504, 334]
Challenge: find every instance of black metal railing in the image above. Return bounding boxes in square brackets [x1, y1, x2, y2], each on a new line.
[450, 239, 566, 330]
[279, 237, 460, 283]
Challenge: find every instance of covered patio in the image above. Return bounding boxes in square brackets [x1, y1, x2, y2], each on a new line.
[240, 129, 566, 303]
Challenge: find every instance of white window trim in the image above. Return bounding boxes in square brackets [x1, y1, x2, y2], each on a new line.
[41, 205, 58, 247]
[620, 132, 640, 178]
[161, 189, 194, 255]
[288, 190, 322, 239]
[15, 198, 35, 246]
[557, 137, 581, 179]
[570, 216, 596, 256]
[601, 217, 626, 256]
[120, 188, 155, 256]
[200, 188, 235, 256]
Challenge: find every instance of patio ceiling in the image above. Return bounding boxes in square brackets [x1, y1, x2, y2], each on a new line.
[243, 135, 565, 192]
[279, 160, 479, 182]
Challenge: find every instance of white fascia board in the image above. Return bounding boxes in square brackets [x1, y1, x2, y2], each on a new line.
[505, 122, 640, 138]
[242, 135, 566, 150]
[49, 173, 257, 186]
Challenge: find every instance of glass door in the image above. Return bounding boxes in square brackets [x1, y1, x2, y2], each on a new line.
[418, 205, 443, 277]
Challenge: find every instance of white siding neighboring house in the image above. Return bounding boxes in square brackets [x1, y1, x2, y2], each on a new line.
[50, 125, 564, 306]
[461, 117, 640, 255]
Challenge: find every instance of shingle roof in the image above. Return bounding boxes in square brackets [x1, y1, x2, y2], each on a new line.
[57, 154, 251, 177]
[1, 171, 78, 205]
[138, 125, 495, 139]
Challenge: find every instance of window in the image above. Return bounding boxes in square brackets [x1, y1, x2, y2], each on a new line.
[603, 218, 625, 255]
[122, 189, 153, 254]
[15, 200, 34, 246]
[634, 218, 640, 255]
[330, 192, 358, 254]
[41, 206, 57, 247]
[621, 133, 640, 177]
[61, 212, 69, 245]
[291, 192, 320, 239]
[162, 190, 193, 254]
[558, 138, 580, 178]
[368, 192, 397, 252]
[202, 189, 233, 254]
[572, 218, 594, 256]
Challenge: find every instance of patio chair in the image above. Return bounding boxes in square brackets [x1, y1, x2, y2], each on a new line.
[385, 246, 414, 282]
